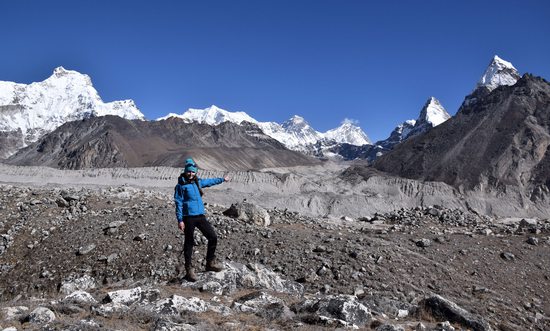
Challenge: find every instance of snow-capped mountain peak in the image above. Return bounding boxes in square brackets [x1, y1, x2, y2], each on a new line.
[324, 119, 371, 146]
[419, 97, 451, 126]
[279, 115, 321, 147]
[157, 105, 257, 125]
[377, 97, 450, 151]
[0, 67, 145, 155]
[477, 55, 521, 91]
[53, 66, 74, 77]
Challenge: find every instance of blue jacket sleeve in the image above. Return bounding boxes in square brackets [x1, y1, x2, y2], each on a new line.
[174, 185, 183, 223]
[198, 177, 224, 188]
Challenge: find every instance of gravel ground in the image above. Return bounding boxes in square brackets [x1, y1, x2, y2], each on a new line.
[1, 184, 549, 329]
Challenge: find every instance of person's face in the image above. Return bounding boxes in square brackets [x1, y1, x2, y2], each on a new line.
[186, 171, 196, 178]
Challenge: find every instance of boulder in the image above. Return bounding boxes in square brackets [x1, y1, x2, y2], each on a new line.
[233, 291, 294, 321]
[223, 202, 271, 227]
[103, 287, 160, 306]
[59, 275, 97, 294]
[182, 261, 303, 296]
[1, 306, 29, 321]
[25, 307, 56, 324]
[92, 302, 129, 318]
[63, 290, 97, 305]
[153, 295, 209, 315]
[153, 319, 198, 331]
[418, 295, 492, 331]
[292, 294, 372, 327]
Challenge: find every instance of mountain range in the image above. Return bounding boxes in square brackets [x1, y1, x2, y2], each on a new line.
[159, 105, 372, 154]
[0, 62, 465, 161]
[0, 55, 534, 177]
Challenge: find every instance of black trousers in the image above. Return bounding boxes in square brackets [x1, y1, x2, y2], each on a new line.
[183, 215, 217, 267]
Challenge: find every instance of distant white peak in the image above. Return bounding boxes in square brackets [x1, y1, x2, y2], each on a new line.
[339, 118, 359, 127]
[175, 105, 257, 126]
[477, 55, 520, 91]
[492, 55, 514, 68]
[53, 66, 71, 76]
[156, 112, 183, 121]
[323, 118, 371, 146]
[45, 66, 93, 86]
[419, 97, 450, 126]
[282, 115, 311, 128]
[288, 115, 306, 124]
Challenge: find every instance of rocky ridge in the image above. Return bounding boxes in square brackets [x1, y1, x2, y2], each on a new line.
[4, 116, 317, 170]
[0, 184, 549, 330]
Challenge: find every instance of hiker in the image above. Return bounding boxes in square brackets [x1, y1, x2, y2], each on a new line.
[174, 158, 229, 282]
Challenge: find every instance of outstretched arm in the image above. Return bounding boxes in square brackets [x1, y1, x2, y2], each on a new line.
[198, 177, 226, 188]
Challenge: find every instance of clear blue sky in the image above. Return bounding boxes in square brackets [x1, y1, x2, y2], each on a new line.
[1, 0, 549, 142]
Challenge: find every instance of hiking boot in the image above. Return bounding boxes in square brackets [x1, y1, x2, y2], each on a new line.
[184, 266, 197, 282]
[205, 259, 223, 272]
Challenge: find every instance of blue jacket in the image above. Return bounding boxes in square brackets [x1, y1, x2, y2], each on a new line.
[174, 176, 224, 222]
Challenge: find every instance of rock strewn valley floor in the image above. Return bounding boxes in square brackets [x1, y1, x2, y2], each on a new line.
[0, 184, 549, 330]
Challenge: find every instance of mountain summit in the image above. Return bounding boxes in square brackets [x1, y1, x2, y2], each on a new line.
[477, 55, 521, 91]
[324, 119, 371, 146]
[376, 97, 450, 151]
[157, 105, 256, 125]
[0, 67, 144, 158]
[461, 55, 521, 109]
[404, 97, 451, 139]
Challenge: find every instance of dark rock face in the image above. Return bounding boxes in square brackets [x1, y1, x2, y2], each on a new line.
[376, 120, 417, 151]
[0, 129, 24, 160]
[374, 74, 550, 194]
[4, 116, 317, 170]
[325, 142, 384, 162]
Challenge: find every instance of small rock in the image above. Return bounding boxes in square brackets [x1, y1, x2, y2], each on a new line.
[500, 252, 515, 261]
[134, 233, 148, 241]
[25, 307, 56, 324]
[77, 244, 96, 256]
[416, 239, 432, 248]
[313, 245, 327, 253]
[526, 237, 539, 246]
[478, 228, 492, 236]
[55, 197, 70, 208]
